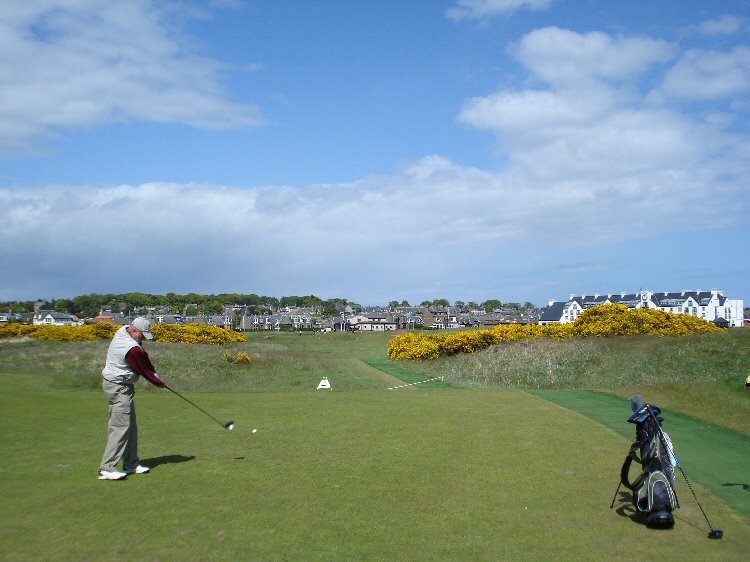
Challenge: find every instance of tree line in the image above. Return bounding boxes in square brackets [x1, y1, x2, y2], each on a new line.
[1, 292, 538, 319]
[1, 293, 335, 319]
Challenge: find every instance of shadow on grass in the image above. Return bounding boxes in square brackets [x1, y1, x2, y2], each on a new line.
[612, 492, 637, 517]
[612, 491, 712, 535]
[141, 454, 196, 468]
[722, 483, 750, 492]
[611, 491, 655, 529]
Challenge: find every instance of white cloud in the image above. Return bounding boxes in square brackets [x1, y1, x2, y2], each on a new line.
[460, 89, 612, 132]
[698, 14, 745, 36]
[513, 27, 675, 88]
[459, 28, 696, 177]
[0, 0, 262, 155]
[447, 0, 552, 21]
[458, 28, 683, 184]
[2, 120, 746, 299]
[655, 46, 750, 101]
[456, 25, 749, 244]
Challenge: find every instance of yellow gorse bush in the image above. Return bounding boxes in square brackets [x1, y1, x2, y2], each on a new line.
[0, 321, 247, 345]
[537, 323, 576, 340]
[0, 323, 37, 338]
[388, 304, 723, 360]
[387, 332, 442, 360]
[151, 324, 248, 345]
[441, 330, 497, 355]
[224, 351, 253, 363]
[0, 322, 118, 341]
[571, 304, 723, 337]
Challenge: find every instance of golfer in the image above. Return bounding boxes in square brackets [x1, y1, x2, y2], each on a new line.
[98, 317, 165, 480]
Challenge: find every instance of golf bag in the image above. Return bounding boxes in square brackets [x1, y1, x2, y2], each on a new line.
[619, 396, 678, 529]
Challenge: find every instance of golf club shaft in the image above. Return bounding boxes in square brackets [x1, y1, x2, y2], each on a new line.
[165, 385, 225, 428]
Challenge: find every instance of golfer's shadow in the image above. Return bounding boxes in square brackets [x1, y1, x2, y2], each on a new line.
[722, 482, 750, 492]
[141, 454, 196, 468]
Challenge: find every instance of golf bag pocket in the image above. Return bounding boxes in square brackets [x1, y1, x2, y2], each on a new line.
[635, 470, 677, 529]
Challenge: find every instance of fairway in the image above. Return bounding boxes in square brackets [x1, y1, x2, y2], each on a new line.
[1, 372, 748, 560]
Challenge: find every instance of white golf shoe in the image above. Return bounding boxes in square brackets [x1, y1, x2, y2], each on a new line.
[98, 470, 128, 480]
[125, 465, 150, 475]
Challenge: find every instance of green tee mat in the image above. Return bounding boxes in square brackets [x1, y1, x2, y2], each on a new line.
[362, 358, 452, 388]
[529, 390, 750, 517]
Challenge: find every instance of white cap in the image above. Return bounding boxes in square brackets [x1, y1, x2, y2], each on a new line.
[131, 317, 154, 340]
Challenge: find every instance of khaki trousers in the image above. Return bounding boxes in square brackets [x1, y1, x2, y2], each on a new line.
[100, 380, 139, 472]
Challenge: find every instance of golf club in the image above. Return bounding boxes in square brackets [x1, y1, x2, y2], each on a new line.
[164, 385, 234, 430]
[645, 405, 723, 539]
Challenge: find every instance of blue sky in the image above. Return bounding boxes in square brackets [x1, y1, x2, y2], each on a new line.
[1, 0, 748, 307]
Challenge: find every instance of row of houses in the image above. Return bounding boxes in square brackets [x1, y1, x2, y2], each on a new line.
[3, 289, 744, 330]
[8, 307, 537, 332]
[539, 290, 744, 328]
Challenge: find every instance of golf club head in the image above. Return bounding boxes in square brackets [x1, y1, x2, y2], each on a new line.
[224, 421, 235, 431]
[628, 395, 644, 412]
[627, 404, 661, 424]
[708, 529, 723, 539]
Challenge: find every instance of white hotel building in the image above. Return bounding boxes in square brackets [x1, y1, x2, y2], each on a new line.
[539, 290, 744, 328]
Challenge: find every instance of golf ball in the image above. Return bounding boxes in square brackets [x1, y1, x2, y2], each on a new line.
[227, 424, 234, 431]
[252, 428, 258, 433]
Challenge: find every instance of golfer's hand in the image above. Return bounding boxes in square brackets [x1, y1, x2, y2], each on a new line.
[154, 373, 166, 388]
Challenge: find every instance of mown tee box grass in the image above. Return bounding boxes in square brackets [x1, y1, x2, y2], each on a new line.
[1, 377, 748, 560]
[1, 330, 749, 559]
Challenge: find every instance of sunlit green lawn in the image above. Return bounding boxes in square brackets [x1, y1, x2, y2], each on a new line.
[1, 330, 749, 560]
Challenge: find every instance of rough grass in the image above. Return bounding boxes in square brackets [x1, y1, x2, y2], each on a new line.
[0, 332, 403, 393]
[405, 329, 750, 435]
[405, 331, 749, 389]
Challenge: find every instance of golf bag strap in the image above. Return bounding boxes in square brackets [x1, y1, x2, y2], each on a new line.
[627, 435, 655, 466]
[621, 453, 650, 493]
[620, 455, 636, 490]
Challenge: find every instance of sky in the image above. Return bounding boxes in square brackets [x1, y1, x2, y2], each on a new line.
[1, 0, 749, 308]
